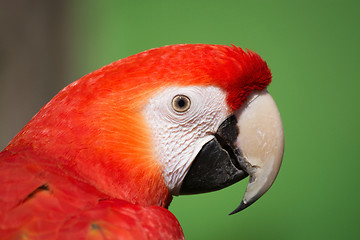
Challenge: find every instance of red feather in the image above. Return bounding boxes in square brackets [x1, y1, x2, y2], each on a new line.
[0, 151, 183, 239]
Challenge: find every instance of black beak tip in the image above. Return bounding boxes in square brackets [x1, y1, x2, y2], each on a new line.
[228, 199, 255, 215]
[229, 201, 246, 215]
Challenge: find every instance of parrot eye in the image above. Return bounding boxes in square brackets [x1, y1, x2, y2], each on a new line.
[172, 95, 191, 112]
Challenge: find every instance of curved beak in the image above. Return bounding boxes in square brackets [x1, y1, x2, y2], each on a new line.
[230, 90, 284, 214]
[179, 89, 284, 214]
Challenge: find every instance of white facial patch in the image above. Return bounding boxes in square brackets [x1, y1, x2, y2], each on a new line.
[142, 86, 230, 195]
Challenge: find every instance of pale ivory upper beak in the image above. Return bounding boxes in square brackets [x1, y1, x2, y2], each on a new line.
[231, 89, 284, 213]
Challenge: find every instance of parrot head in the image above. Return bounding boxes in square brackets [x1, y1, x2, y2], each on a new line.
[6, 44, 284, 214]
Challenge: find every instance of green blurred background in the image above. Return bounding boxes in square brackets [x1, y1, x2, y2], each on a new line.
[1, 0, 360, 239]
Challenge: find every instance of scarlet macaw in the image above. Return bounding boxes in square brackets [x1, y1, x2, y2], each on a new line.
[0, 44, 284, 239]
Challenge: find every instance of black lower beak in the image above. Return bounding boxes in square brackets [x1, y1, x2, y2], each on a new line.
[179, 115, 248, 195]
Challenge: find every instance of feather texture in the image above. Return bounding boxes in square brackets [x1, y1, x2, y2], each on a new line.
[0, 151, 183, 240]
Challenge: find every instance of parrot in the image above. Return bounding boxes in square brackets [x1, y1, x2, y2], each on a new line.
[0, 44, 284, 240]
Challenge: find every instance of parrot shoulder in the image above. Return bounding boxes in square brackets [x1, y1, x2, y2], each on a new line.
[0, 151, 184, 240]
[61, 199, 185, 240]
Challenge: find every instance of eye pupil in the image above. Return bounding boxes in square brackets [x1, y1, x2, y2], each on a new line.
[172, 95, 191, 112]
[177, 99, 185, 108]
